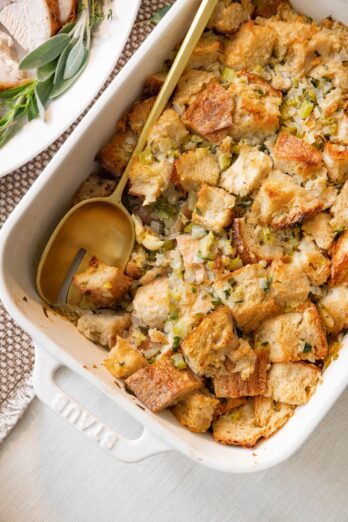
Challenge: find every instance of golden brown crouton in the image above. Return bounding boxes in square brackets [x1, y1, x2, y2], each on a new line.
[272, 133, 322, 177]
[212, 398, 293, 447]
[97, 129, 137, 177]
[223, 21, 276, 71]
[254, 396, 295, 432]
[291, 236, 330, 286]
[330, 181, 348, 231]
[229, 72, 282, 142]
[172, 391, 219, 433]
[233, 218, 286, 265]
[181, 306, 239, 376]
[318, 286, 348, 334]
[213, 348, 268, 398]
[128, 158, 172, 205]
[302, 213, 334, 251]
[125, 355, 202, 412]
[192, 184, 235, 233]
[72, 258, 132, 308]
[125, 246, 147, 279]
[144, 71, 166, 96]
[269, 259, 311, 308]
[265, 362, 321, 405]
[127, 96, 156, 134]
[188, 34, 222, 69]
[103, 337, 148, 379]
[252, 170, 323, 229]
[173, 69, 215, 112]
[207, 0, 254, 34]
[330, 230, 348, 286]
[214, 397, 248, 418]
[323, 143, 348, 184]
[174, 148, 220, 191]
[132, 277, 169, 329]
[147, 109, 189, 148]
[213, 264, 280, 332]
[181, 80, 234, 142]
[254, 302, 328, 363]
[72, 173, 116, 205]
[220, 146, 272, 196]
[77, 311, 131, 349]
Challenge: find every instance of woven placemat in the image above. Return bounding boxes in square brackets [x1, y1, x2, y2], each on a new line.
[0, 0, 173, 442]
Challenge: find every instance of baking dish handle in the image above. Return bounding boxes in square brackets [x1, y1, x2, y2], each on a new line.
[33, 343, 172, 462]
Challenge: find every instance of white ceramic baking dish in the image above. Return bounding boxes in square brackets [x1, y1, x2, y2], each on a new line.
[1, 0, 348, 473]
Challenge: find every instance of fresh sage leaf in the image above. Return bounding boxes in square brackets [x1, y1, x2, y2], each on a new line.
[50, 50, 89, 99]
[54, 41, 75, 85]
[59, 21, 76, 34]
[64, 39, 86, 79]
[37, 59, 58, 81]
[148, 5, 172, 24]
[28, 96, 39, 121]
[19, 34, 71, 70]
[35, 76, 54, 108]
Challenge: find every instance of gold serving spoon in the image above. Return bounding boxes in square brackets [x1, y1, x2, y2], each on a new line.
[36, 0, 219, 305]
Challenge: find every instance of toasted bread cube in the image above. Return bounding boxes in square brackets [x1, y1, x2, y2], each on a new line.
[269, 259, 310, 308]
[229, 72, 282, 142]
[233, 218, 285, 265]
[254, 396, 294, 433]
[213, 348, 268, 398]
[255, 302, 328, 363]
[172, 391, 219, 433]
[207, 0, 254, 34]
[144, 71, 166, 96]
[128, 96, 156, 134]
[212, 398, 293, 447]
[77, 311, 131, 349]
[147, 108, 189, 148]
[173, 69, 215, 112]
[213, 264, 280, 332]
[323, 143, 348, 183]
[318, 286, 348, 334]
[253, 0, 283, 17]
[252, 170, 322, 229]
[181, 80, 234, 143]
[224, 21, 276, 71]
[128, 158, 172, 204]
[132, 277, 169, 329]
[272, 133, 322, 177]
[125, 355, 202, 412]
[302, 213, 334, 251]
[330, 181, 348, 231]
[103, 337, 148, 379]
[97, 129, 137, 176]
[291, 237, 330, 286]
[188, 34, 222, 69]
[330, 230, 348, 285]
[174, 148, 219, 191]
[176, 234, 206, 284]
[181, 306, 239, 376]
[192, 184, 235, 233]
[214, 397, 248, 419]
[72, 258, 132, 308]
[265, 362, 321, 405]
[220, 146, 272, 197]
[72, 174, 116, 205]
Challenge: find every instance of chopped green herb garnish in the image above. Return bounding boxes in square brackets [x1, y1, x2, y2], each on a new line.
[173, 336, 182, 351]
[260, 277, 272, 293]
[303, 342, 312, 353]
[195, 207, 202, 215]
[224, 289, 231, 299]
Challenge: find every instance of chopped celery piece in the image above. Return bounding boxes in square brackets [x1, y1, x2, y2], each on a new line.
[170, 353, 187, 370]
[221, 66, 236, 82]
[299, 100, 314, 119]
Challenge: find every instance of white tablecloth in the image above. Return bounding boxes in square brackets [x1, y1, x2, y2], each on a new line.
[0, 368, 347, 522]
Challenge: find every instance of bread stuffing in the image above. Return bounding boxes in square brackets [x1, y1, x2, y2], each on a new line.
[67, 1, 348, 449]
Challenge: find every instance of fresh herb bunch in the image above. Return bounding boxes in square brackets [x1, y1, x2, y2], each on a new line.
[0, 0, 111, 148]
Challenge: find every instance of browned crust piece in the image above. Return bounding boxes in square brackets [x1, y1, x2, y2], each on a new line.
[330, 230, 348, 286]
[125, 355, 202, 412]
[233, 217, 284, 265]
[272, 132, 322, 176]
[253, 0, 286, 18]
[181, 80, 234, 143]
[47, 0, 62, 35]
[213, 349, 268, 398]
[171, 390, 220, 433]
[97, 129, 136, 177]
[144, 72, 166, 96]
[72, 173, 116, 205]
[127, 96, 156, 134]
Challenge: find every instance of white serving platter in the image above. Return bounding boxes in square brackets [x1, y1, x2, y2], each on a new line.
[0, 0, 141, 177]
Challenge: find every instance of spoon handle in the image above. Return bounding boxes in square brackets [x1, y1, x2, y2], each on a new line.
[111, 0, 219, 202]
